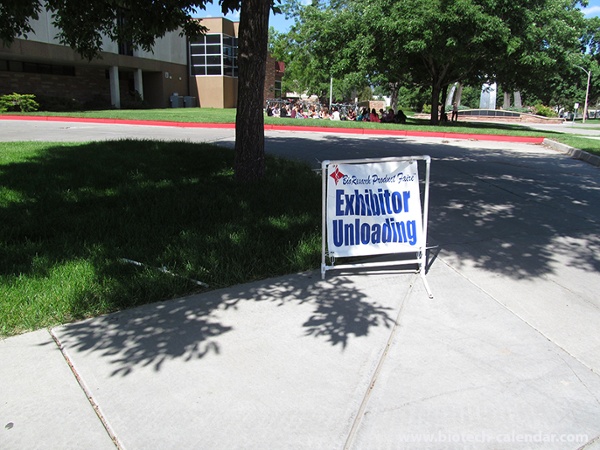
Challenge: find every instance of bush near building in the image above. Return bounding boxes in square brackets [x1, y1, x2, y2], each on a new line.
[0, 93, 39, 112]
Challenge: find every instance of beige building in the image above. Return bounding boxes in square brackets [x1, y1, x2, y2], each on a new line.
[0, 9, 188, 109]
[0, 13, 283, 110]
[189, 17, 239, 108]
[189, 17, 284, 108]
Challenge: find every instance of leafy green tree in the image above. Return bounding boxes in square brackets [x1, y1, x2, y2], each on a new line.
[574, 16, 600, 110]
[278, 0, 588, 124]
[519, 28, 600, 115]
[272, 7, 332, 99]
[493, 0, 587, 107]
[456, 85, 480, 110]
[269, 0, 371, 104]
[0, 0, 42, 46]
[0, 0, 278, 182]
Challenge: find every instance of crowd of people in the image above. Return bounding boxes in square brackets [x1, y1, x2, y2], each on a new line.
[265, 102, 408, 124]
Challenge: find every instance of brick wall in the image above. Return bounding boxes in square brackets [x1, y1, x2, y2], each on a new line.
[263, 54, 276, 103]
[0, 66, 112, 107]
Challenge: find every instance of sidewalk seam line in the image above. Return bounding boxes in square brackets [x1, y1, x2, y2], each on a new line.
[49, 328, 122, 450]
[578, 433, 600, 450]
[437, 255, 599, 376]
[343, 274, 417, 450]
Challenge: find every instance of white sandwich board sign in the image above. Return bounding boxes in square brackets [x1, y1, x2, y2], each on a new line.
[321, 156, 432, 297]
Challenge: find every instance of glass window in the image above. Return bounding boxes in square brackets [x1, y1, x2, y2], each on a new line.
[206, 34, 220, 44]
[206, 55, 221, 65]
[190, 33, 237, 77]
[206, 45, 221, 55]
[274, 80, 282, 98]
[190, 44, 205, 53]
[191, 55, 205, 65]
[191, 66, 205, 76]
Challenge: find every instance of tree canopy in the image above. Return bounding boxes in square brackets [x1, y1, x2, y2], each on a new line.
[272, 0, 592, 123]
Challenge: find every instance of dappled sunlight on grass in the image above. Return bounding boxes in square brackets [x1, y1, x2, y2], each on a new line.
[0, 140, 322, 336]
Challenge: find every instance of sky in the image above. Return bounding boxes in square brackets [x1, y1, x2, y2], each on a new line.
[193, 4, 294, 33]
[584, 0, 600, 18]
[196, 1, 600, 34]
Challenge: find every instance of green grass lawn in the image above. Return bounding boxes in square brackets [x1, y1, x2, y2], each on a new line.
[0, 140, 322, 336]
[14, 107, 237, 123]
[555, 135, 600, 156]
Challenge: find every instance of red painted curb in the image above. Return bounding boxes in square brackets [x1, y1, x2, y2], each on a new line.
[0, 115, 544, 144]
[268, 123, 544, 144]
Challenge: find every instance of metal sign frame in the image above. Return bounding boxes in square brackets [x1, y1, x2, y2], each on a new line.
[321, 156, 432, 298]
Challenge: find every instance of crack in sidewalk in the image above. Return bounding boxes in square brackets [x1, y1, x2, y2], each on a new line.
[49, 328, 122, 450]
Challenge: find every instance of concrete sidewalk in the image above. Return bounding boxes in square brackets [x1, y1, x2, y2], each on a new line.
[1, 120, 600, 449]
[2, 260, 599, 449]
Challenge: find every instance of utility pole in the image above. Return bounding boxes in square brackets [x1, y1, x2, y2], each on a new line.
[576, 65, 591, 124]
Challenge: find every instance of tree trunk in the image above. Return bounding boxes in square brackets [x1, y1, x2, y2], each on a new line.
[389, 81, 399, 112]
[503, 91, 511, 109]
[513, 91, 522, 109]
[427, 61, 450, 125]
[234, 0, 271, 182]
[440, 84, 448, 121]
[430, 83, 441, 125]
[455, 83, 463, 106]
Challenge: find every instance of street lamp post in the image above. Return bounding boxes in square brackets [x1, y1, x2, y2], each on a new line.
[329, 77, 333, 111]
[576, 65, 591, 124]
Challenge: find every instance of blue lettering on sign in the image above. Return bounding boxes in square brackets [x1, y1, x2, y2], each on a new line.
[335, 189, 410, 216]
[332, 218, 418, 247]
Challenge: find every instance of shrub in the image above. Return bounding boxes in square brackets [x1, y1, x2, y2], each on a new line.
[0, 93, 40, 112]
[533, 104, 557, 118]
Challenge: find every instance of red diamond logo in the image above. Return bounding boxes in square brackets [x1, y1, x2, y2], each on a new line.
[330, 167, 345, 185]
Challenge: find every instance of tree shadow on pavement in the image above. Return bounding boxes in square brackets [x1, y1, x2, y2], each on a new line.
[266, 134, 600, 279]
[30, 133, 600, 377]
[54, 273, 395, 376]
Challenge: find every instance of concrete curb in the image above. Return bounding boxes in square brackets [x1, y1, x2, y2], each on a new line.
[543, 138, 600, 167]
[266, 123, 545, 143]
